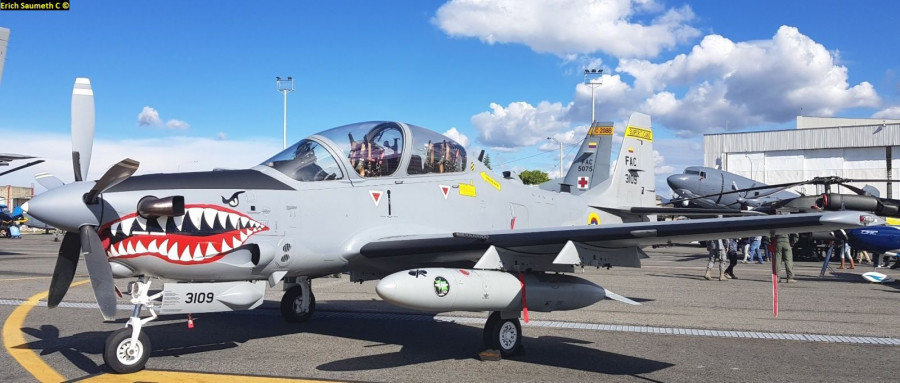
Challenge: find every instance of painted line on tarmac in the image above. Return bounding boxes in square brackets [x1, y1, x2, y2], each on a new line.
[3, 297, 898, 347]
[78, 370, 339, 382]
[316, 312, 900, 346]
[0, 276, 52, 282]
[2, 279, 91, 382]
[2, 284, 341, 383]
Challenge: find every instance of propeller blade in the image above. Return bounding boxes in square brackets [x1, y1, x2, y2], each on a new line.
[72, 77, 95, 182]
[80, 226, 118, 321]
[0, 159, 44, 177]
[83, 158, 140, 204]
[47, 232, 81, 308]
[35, 172, 65, 190]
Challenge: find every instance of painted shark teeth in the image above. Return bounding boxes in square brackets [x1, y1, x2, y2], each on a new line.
[104, 205, 268, 263]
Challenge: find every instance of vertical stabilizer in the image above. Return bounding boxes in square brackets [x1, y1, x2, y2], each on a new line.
[560, 121, 614, 195]
[585, 113, 655, 210]
[539, 121, 614, 193]
[0, 27, 8, 88]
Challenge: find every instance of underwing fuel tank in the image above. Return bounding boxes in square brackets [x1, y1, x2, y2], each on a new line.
[376, 268, 606, 313]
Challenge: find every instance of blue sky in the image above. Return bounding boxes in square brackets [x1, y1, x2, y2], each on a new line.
[2, 1, 899, 196]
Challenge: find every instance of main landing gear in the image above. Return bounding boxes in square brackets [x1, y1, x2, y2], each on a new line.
[104, 279, 159, 374]
[280, 277, 316, 322]
[483, 311, 522, 357]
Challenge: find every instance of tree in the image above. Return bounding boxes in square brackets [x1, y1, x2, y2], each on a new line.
[519, 169, 550, 185]
[483, 153, 492, 170]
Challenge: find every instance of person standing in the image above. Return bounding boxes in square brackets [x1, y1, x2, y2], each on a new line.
[724, 238, 739, 279]
[740, 237, 751, 263]
[838, 241, 855, 269]
[856, 249, 872, 264]
[705, 239, 727, 281]
[774, 233, 797, 283]
[747, 236, 763, 264]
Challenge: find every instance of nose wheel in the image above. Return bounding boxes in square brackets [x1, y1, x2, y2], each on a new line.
[483, 311, 522, 357]
[103, 325, 151, 373]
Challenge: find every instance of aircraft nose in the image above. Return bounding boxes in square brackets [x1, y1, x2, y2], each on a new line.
[666, 174, 691, 192]
[26, 182, 101, 231]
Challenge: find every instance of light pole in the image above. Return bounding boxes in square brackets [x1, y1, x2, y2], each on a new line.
[547, 137, 563, 178]
[276, 76, 295, 149]
[583, 69, 603, 124]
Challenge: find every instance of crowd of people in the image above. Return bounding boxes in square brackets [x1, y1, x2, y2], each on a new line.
[702, 234, 890, 282]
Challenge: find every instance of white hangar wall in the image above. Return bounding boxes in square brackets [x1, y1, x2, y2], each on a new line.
[704, 118, 900, 198]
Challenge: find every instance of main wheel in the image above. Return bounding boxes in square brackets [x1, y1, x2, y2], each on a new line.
[482, 311, 501, 349]
[484, 312, 522, 357]
[280, 285, 316, 323]
[103, 327, 151, 374]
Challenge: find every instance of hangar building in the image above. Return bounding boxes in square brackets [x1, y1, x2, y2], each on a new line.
[704, 116, 900, 199]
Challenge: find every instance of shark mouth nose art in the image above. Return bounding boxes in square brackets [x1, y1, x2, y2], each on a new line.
[98, 204, 269, 264]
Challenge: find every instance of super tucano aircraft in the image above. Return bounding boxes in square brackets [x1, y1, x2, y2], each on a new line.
[23, 78, 884, 373]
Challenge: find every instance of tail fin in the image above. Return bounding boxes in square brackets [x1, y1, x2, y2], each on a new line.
[585, 113, 655, 209]
[538, 121, 614, 194]
[561, 121, 614, 195]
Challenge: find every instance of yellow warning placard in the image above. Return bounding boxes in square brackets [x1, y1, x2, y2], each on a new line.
[480, 172, 501, 191]
[588, 126, 613, 136]
[459, 183, 476, 197]
[625, 126, 653, 141]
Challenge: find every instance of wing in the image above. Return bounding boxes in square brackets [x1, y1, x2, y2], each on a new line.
[357, 211, 882, 273]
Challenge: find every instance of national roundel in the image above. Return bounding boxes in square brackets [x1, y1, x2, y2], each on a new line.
[588, 212, 601, 226]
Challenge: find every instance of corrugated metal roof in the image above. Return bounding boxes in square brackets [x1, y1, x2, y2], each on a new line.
[704, 123, 900, 166]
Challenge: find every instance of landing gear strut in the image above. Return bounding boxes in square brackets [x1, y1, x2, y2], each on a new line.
[103, 279, 160, 374]
[483, 311, 522, 357]
[280, 277, 315, 322]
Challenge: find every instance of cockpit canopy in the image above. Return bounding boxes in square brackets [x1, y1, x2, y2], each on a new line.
[262, 121, 467, 182]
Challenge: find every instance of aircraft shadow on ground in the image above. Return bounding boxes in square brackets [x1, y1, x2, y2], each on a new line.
[18, 301, 673, 377]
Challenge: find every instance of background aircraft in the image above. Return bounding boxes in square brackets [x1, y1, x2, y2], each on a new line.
[844, 225, 900, 264]
[668, 166, 900, 262]
[0, 153, 45, 176]
[668, 166, 900, 216]
[23, 79, 881, 374]
[667, 166, 799, 210]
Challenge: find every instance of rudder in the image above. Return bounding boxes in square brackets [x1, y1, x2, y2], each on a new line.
[585, 113, 655, 209]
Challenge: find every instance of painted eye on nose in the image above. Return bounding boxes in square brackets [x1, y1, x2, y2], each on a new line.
[221, 191, 245, 207]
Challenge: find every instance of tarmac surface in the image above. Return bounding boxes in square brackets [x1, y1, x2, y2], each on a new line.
[2, 233, 899, 382]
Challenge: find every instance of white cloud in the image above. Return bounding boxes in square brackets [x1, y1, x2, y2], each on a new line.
[138, 106, 191, 130]
[165, 119, 190, 130]
[443, 127, 470, 148]
[470, 26, 883, 152]
[137, 106, 161, 127]
[471, 101, 573, 148]
[1, 130, 281, 192]
[873, 106, 900, 119]
[434, 0, 699, 58]
[618, 26, 880, 134]
[217, 132, 228, 140]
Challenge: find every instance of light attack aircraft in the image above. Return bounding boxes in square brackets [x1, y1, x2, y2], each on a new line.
[23, 78, 883, 373]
